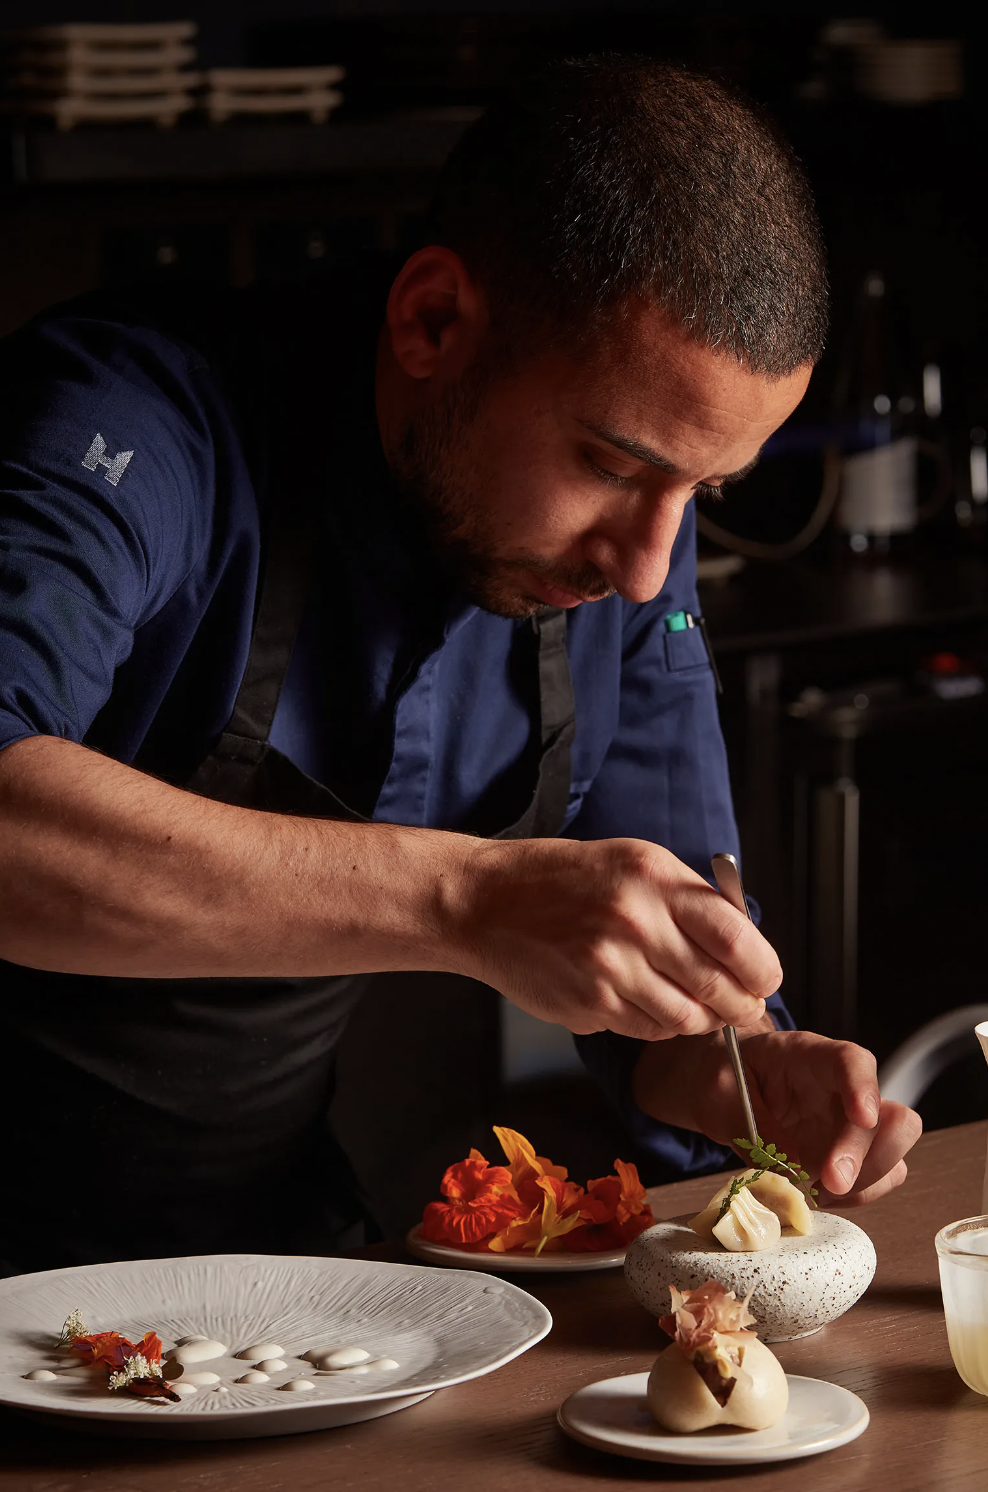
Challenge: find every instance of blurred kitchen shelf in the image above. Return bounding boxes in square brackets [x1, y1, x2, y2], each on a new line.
[701, 548, 988, 655]
[4, 110, 476, 186]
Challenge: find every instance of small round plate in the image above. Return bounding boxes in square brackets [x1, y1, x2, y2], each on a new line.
[557, 1371, 869, 1465]
[405, 1227, 626, 1273]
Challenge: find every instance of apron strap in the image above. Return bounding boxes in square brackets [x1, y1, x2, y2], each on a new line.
[227, 486, 320, 748]
[498, 607, 576, 840]
[534, 607, 575, 742]
[185, 480, 321, 801]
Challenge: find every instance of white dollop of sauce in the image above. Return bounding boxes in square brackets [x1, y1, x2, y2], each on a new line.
[369, 1358, 400, 1371]
[175, 1335, 210, 1346]
[24, 1369, 57, 1381]
[216, 1386, 230, 1395]
[255, 1358, 287, 1373]
[308, 1346, 372, 1370]
[236, 1341, 285, 1360]
[181, 1371, 221, 1386]
[236, 1371, 269, 1384]
[279, 1378, 315, 1392]
[169, 1339, 227, 1365]
[171, 1382, 199, 1398]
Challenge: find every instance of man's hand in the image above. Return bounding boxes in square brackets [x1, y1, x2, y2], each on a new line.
[631, 1025, 922, 1206]
[453, 837, 782, 1041]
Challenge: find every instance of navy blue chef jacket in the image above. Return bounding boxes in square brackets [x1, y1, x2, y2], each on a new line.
[0, 285, 792, 1251]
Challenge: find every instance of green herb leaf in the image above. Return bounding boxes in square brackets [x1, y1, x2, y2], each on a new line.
[731, 1133, 819, 1209]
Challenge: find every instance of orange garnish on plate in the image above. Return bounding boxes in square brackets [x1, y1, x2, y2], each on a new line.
[419, 1128, 655, 1254]
[60, 1316, 178, 1402]
[488, 1174, 586, 1255]
[420, 1150, 524, 1246]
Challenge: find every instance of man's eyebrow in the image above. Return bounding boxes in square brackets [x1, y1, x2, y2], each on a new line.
[579, 421, 761, 484]
[581, 421, 680, 474]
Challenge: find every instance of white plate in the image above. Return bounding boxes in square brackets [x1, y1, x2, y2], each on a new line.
[558, 1371, 869, 1465]
[405, 1225, 626, 1272]
[0, 1253, 551, 1440]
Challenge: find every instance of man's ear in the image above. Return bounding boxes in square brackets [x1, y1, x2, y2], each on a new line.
[386, 246, 487, 380]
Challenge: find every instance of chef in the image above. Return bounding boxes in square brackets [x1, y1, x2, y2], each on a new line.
[0, 57, 920, 1271]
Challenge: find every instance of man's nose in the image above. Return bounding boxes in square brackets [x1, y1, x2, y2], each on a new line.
[602, 496, 690, 604]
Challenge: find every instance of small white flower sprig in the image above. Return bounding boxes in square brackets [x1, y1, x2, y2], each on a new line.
[55, 1308, 90, 1349]
[107, 1353, 161, 1392]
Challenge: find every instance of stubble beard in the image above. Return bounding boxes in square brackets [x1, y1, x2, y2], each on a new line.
[387, 374, 612, 620]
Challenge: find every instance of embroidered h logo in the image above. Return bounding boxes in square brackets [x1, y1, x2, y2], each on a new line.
[82, 433, 134, 487]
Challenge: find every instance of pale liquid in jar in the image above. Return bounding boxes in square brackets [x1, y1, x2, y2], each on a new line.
[939, 1227, 988, 1396]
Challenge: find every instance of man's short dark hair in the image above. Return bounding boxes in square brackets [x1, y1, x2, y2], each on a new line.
[430, 55, 828, 375]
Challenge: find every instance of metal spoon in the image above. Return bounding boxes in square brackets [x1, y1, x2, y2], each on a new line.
[711, 852, 760, 1149]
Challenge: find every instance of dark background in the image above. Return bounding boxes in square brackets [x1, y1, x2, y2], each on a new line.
[2, 2, 986, 1234]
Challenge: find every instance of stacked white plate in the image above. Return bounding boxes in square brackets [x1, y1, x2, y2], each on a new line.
[203, 67, 345, 126]
[0, 21, 201, 130]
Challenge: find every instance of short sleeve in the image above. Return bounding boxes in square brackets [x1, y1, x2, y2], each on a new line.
[0, 310, 215, 752]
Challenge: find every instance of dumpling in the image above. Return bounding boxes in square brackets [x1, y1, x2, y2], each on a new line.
[690, 1168, 812, 1247]
[648, 1279, 788, 1433]
[648, 1331, 789, 1432]
[711, 1186, 782, 1252]
[743, 1169, 813, 1234]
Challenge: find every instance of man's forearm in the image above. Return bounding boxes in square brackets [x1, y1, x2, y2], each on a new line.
[0, 736, 475, 979]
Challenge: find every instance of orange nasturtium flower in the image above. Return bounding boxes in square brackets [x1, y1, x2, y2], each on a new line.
[492, 1125, 569, 1211]
[419, 1130, 656, 1255]
[489, 1175, 586, 1256]
[71, 1330, 163, 1370]
[420, 1149, 524, 1246]
[565, 1159, 654, 1252]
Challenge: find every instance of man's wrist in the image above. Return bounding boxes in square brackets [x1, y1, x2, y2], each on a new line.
[630, 1031, 723, 1131]
[424, 832, 514, 980]
[629, 1008, 778, 1132]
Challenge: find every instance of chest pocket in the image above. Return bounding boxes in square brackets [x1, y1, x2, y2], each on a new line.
[663, 626, 711, 673]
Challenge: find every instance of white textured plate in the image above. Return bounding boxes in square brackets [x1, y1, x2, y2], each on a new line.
[558, 1372, 869, 1465]
[405, 1226, 626, 1272]
[0, 1253, 551, 1440]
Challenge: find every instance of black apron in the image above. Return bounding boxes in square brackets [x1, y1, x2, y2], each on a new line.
[0, 290, 576, 1273]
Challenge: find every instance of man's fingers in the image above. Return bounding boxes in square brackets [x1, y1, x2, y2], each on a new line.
[820, 1101, 922, 1198]
[637, 916, 769, 1027]
[590, 909, 768, 1032]
[831, 1041, 882, 1129]
[641, 952, 767, 1029]
[608, 999, 724, 1043]
[604, 966, 729, 1040]
[819, 1158, 909, 1209]
[675, 886, 783, 1000]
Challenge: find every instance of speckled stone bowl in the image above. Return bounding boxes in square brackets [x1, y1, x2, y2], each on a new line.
[624, 1212, 876, 1342]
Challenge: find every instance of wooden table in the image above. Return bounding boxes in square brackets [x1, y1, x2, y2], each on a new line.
[2, 1122, 987, 1491]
